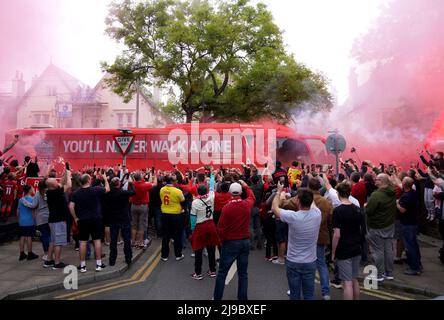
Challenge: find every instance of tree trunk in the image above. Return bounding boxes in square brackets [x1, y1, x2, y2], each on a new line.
[186, 110, 194, 123]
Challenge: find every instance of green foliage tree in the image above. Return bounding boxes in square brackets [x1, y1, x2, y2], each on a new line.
[102, 0, 332, 123]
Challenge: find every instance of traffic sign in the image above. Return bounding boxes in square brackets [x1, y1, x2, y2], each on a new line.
[326, 133, 347, 155]
[113, 135, 135, 156]
[57, 103, 73, 118]
[325, 131, 347, 180]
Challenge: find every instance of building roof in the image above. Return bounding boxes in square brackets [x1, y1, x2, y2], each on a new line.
[14, 64, 171, 124]
[92, 73, 172, 124]
[14, 63, 86, 110]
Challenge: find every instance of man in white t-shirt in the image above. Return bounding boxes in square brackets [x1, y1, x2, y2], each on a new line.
[272, 184, 321, 300]
[322, 176, 360, 208]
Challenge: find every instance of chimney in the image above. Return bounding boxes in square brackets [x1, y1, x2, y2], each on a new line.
[31, 75, 38, 87]
[12, 70, 26, 97]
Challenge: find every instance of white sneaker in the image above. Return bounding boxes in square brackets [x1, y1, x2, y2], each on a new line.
[383, 275, 395, 280]
[176, 254, 185, 261]
[323, 295, 331, 300]
[191, 252, 195, 258]
[287, 290, 290, 296]
[366, 275, 384, 282]
[42, 255, 48, 261]
[272, 259, 285, 265]
[203, 248, 208, 257]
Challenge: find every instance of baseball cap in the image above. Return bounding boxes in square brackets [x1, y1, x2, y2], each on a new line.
[229, 183, 242, 196]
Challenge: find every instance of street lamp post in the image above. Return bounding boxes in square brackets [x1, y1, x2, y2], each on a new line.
[136, 80, 140, 128]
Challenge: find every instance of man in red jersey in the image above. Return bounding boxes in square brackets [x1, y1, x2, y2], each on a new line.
[1, 173, 18, 221]
[130, 172, 157, 249]
[214, 180, 255, 300]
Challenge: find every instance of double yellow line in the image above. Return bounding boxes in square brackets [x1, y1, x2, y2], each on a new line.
[360, 286, 414, 300]
[55, 245, 162, 300]
[315, 276, 414, 300]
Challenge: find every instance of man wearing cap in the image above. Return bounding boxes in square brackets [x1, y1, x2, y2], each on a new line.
[213, 180, 255, 300]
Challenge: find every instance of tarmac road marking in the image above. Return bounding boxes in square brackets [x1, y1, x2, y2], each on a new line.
[360, 290, 396, 300]
[55, 245, 161, 299]
[225, 264, 238, 285]
[315, 275, 413, 300]
[360, 287, 414, 300]
[67, 255, 162, 300]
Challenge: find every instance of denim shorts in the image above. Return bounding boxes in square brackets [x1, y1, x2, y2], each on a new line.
[49, 222, 68, 246]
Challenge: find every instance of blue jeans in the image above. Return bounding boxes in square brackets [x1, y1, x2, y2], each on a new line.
[401, 224, 421, 272]
[110, 223, 132, 264]
[214, 239, 250, 300]
[316, 245, 330, 296]
[286, 260, 317, 300]
[37, 224, 51, 253]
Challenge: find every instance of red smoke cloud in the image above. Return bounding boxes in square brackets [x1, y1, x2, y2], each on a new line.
[322, 0, 444, 167]
[0, 1, 62, 149]
[0, 0, 61, 83]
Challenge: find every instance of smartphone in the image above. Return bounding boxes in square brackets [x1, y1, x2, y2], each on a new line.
[101, 169, 105, 175]
[65, 162, 70, 171]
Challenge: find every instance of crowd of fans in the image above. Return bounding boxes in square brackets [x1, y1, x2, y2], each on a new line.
[1, 136, 444, 300]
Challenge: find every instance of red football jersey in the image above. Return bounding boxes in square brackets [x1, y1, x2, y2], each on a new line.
[16, 173, 26, 198]
[1, 180, 17, 201]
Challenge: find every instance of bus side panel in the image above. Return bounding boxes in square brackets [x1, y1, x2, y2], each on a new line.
[58, 135, 94, 160]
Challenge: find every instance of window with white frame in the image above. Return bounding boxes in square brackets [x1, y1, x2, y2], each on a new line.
[117, 113, 124, 127]
[33, 114, 41, 124]
[126, 113, 133, 127]
[32, 113, 50, 125]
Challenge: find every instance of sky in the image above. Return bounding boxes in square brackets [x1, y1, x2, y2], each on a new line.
[0, 0, 387, 104]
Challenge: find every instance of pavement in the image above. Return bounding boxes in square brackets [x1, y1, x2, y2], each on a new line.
[0, 237, 146, 300]
[1, 233, 443, 300]
[358, 234, 444, 298]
